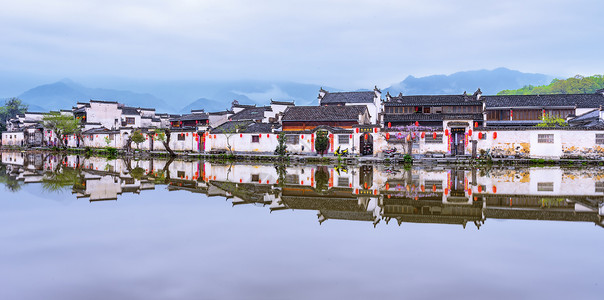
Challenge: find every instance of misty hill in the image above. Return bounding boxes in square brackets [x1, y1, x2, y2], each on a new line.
[18, 79, 171, 112]
[385, 68, 553, 96]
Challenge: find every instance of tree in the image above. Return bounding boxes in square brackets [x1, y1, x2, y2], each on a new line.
[536, 115, 567, 127]
[219, 122, 246, 155]
[42, 112, 81, 148]
[275, 133, 287, 157]
[392, 125, 434, 155]
[153, 128, 175, 157]
[131, 130, 145, 150]
[315, 130, 329, 155]
[0, 97, 28, 131]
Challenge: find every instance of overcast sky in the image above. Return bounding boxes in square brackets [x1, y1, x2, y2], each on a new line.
[1, 0, 602, 89]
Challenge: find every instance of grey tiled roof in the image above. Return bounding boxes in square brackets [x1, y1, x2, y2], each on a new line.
[320, 91, 375, 104]
[484, 94, 604, 109]
[120, 107, 140, 115]
[170, 113, 209, 122]
[386, 95, 482, 106]
[282, 106, 368, 122]
[210, 121, 278, 134]
[230, 107, 269, 121]
[384, 113, 483, 121]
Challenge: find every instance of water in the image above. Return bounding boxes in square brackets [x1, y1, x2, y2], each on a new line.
[1, 151, 602, 299]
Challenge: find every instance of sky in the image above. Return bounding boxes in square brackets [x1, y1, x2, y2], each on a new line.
[0, 0, 602, 90]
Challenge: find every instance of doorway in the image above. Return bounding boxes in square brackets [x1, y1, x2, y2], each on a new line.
[450, 128, 465, 156]
[360, 133, 373, 156]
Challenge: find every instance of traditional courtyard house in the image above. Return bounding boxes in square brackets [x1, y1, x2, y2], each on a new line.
[267, 100, 295, 123]
[482, 92, 604, 127]
[318, 86, 382, 124]
[205, 120, 279, 154]
[81, 128, 122, 149]
[568, 108, 604, 128]
[73, 100, 122, 129]
[169, 111, 210, 129]
[381, 90, 484, 157]
[281, 106, 370, 155]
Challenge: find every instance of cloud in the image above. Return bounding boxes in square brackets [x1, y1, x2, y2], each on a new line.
[0, 0, 603, 89]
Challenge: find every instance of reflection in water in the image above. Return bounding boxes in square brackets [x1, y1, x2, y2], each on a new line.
[2, 151, 604, 228]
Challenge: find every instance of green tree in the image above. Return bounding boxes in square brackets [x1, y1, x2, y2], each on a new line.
[275, 133, 287, 156]
[497, 74, 604, 95]
[0, 97, 28, 131]
[314, 130, 329, 155]
[42, 112, 81, 148]
[536, 115, 567, 127]
[130, 130, 146, 150]
[153, 128, 175, 156]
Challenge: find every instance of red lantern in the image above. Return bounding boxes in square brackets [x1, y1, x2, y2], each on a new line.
[493, 132, 497, 139]
[388, 122, 391, 128]
[364, 134, 368, 140]
[355, 128, 359, 133]
[468, 129, 472, 136]
[433, 132, 437, 139]
[240, 134, 242, 138]
[493, 186, 497, 193]
[444, 129, 449, 136]
[386, 132, 390, 139]
[349, 134, 352, 139]
[478, 185, 482, 193]
[213, 135, 216, 139]
[468, 189, 472, 196]
[301, 135, 304, 139]
[266, 134, 269, 138]
[478, 132, 483, 139]
[421, 132, 425, 139]
[415, 121, 419, 126]
[374, 128, 378, 133]
[432, 185, 436, 192]
[276, 135, 279, 138]
[474, 122, 478, 128]
[329, 134, 333, 138]
[444, 188, 448, 195]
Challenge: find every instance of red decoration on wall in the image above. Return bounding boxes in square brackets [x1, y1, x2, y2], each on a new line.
[388, 122, 391, 128]
[433, 132, 437, 139]
[386, 132, 390, 139]
[301, 135, 304, 139]
[267, 134, 269, 138]
[374, 128, 378, 133]
[493, 132, 497, 139]
[355, 128, 359, 133]
[474, 122, 478, 128]
[493, 186, 497, 193]
[478, 132, 483, 139]
[468, 129, 472, 136]
[349, 134, 352, 139]
[478, 185, 482, 193]
[415, 121, 419, 126]
[444, 129, 449, 136]
[240, 134, 242, 138]
[421, 132, 425, 139]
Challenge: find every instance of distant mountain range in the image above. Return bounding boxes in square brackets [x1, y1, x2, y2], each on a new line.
[3, 68, 555, 114]
[384, 67, 553, 96]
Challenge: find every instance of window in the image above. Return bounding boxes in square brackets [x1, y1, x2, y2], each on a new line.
[337, 177, 350, 187]
[338, 135, 349, 144]
[126, 117, 135, 124]
[596, 134, 604, 145]
[286, 135, 299, 145]
[423, 107, 430, 113]
[425, 133, 443, 144]
[285, 174, 299, 184]
[178, 133, 185, 141]
[251, 174, 260, 182]
[538, 134, 554, 144]
[252, 135, 260, 143]
[177, 171, 185, 178]
[596, 182, 604, 193]
[537, 182, 554, 192]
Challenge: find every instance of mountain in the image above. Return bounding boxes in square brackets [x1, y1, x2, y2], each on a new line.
[385, 68, 553, 96]
[18, 79, 171, 112]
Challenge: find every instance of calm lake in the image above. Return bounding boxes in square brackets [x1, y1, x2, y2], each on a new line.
[1, 151, 602, 300]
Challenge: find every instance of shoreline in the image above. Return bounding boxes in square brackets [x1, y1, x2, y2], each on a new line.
[2, 146, 604, 167]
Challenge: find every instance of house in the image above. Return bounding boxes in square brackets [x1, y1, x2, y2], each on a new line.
[483, 92, 604, 127]
[318, 86, 382, 124]
[281, 106, 370, 131]
[382, 91, 484, 128]
[169, 111, 210, 129]
[205, 120, 280, 154]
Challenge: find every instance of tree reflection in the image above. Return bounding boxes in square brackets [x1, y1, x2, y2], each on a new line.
[42, 165, 82, 193]
[0, 164, 23, 192]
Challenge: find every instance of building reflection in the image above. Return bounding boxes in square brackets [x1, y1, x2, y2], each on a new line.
[2, 151, 603, 228]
